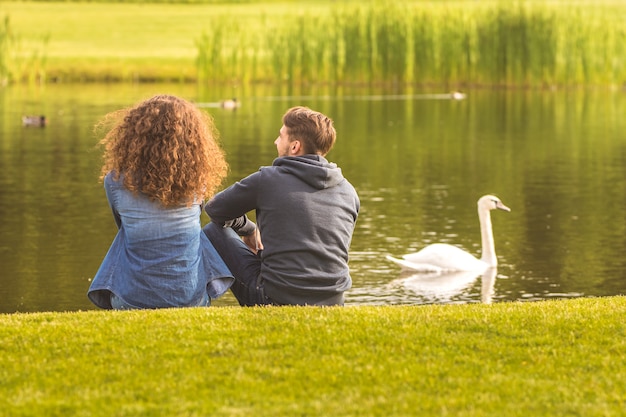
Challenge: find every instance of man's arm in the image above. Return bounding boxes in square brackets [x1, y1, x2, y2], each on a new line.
[222, 215, 257, 237]
[204, 172, 260, 236]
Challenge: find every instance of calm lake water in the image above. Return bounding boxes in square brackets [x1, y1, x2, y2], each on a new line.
[1, 83, 625, 313]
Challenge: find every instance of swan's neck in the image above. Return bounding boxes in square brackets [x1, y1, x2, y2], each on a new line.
[478, 208, 497, 266]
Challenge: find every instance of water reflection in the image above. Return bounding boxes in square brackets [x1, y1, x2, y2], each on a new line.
[481, 268, 497, 304]
[1, 84, 626, 312]
[389, 267, 497, 304]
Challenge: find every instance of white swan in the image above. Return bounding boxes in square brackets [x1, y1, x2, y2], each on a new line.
[386, 195, 510, 272]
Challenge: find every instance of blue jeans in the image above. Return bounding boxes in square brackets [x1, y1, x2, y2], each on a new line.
[203, 222, 273, 306]
[110, 292, 210, 310]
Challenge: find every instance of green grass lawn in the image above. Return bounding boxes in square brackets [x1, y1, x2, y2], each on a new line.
[2, 297, 625, 416]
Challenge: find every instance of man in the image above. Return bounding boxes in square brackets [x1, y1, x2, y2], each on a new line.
[203, 106, 360, 306]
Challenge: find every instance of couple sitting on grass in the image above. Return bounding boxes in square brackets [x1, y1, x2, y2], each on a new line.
[87, 95, 360, 309]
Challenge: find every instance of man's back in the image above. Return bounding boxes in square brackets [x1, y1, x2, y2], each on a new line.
[253, 155, 359, 304]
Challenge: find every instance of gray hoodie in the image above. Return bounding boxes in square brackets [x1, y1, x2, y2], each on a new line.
[205, 155, 360, 305]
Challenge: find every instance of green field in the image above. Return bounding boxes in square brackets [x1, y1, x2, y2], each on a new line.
[0, 1, 335, 82]
[1, 297, 626, 416]
[1, 1, 626, 86]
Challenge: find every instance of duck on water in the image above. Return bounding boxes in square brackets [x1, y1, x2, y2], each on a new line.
[22, 115, 47, 127]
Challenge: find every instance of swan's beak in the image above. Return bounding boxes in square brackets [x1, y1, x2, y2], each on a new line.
[496, 201, 511, 212]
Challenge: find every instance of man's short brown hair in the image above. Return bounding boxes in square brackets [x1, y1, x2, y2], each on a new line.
[282, 106, 336, 156]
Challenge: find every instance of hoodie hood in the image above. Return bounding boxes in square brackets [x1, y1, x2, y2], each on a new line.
[270, 155, 345, 190]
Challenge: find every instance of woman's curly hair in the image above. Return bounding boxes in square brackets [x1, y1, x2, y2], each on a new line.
[98, 94, 228, 207]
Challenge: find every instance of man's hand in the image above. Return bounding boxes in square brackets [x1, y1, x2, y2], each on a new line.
[242, 228, 263, 254]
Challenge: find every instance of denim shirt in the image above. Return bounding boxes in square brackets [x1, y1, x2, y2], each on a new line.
[88, 173, 234, 309]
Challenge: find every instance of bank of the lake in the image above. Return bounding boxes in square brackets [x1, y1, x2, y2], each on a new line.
[1, 1, 625, 87]
[1, 297, 625, 416]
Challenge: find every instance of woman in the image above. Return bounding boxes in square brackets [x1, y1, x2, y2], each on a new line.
[88, 94, 233, 309]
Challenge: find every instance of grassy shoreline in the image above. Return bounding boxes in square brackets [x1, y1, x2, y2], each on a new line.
[1, 1, 626, 87]
[2, 296, 625, 416]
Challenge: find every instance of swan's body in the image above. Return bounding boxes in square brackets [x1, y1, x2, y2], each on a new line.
[387, 195, 510, 272]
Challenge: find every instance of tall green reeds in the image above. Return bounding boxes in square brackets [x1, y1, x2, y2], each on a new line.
[195, 2, 626, 88]
[196, 15, 266, 85]
[0, 15, 14, 86]
[470, 5, 559, 86]
[0, 14, 48, 86]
